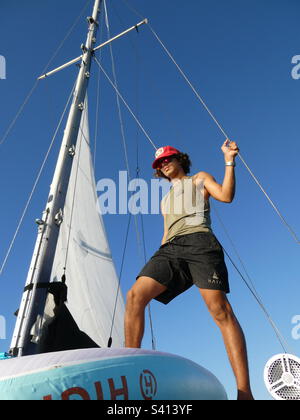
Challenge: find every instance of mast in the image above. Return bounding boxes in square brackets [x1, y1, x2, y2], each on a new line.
[10, 0, 102, 357]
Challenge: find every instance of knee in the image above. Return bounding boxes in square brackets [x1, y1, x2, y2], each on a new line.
[207, 300, 235, 325]
[126, 288, 137, 307]
[126, 287, 148, 311]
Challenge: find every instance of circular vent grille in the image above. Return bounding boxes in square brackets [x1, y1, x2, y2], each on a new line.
[264, 354, 300, 400]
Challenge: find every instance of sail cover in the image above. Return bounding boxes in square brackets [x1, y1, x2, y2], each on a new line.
[49, 97, 125, 348]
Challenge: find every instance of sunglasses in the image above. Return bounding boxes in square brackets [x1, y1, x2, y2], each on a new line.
[157, 155, 177, 169]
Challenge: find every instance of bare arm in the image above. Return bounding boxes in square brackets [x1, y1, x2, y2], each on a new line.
[198, 139, 239, 203]
[202, 170, 235, 203]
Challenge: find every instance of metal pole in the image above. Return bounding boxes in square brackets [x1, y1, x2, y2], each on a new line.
[10, 0, 102, 356]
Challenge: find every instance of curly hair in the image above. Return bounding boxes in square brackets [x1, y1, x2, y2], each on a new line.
[154, 152, 192, 181]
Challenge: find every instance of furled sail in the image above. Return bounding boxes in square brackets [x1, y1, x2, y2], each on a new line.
[44, 97, 125, 349]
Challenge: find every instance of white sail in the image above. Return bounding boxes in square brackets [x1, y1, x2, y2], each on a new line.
[50, 97, 125, 348]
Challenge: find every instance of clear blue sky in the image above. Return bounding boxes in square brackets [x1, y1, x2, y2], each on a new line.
[1, 0, 300, 400]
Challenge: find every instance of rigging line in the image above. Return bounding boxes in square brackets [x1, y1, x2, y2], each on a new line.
[0, 0, 92, 148]
[140, 215, 156, 350]
[104, 1, 156, 348]
[119, 2, 297, 346]
[121, 0, 300, 244]
[120, 0, 145, 21]
[104, 0, 131, 180]
[104, 0, 133, 342]
[147, 300, 156, 350]
[127, 174, 157, 350]
[146, 25, 300, 245]
[130, 4, 157, 350]
[93, 6, 105, 171]
[134, 172, 156, 350]
[211, 202, 259, 294]
[0, 81, 39, 148]
[134, 149, 157, 350]
[222, 246, 293, 354]
[147, 24, 229, 139]
[0, 82, 76, 276]
[108, 212, 132, 345]
[120, 0, 296, 352]
[211, 202, 293, 354]
[114, 2, 185, 148]
[105, 4, 144, 254]
[93, 55, 157, 151]
[238, 152, 300, 244]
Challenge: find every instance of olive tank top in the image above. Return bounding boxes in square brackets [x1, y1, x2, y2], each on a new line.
[161, 175, 212, 243]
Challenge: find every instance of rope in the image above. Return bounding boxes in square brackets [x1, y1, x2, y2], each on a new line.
[238, 152, 300, 244]
[0, 82, 76, 276]
[145, 24, 300, 245]
[148, 26, 229, 139]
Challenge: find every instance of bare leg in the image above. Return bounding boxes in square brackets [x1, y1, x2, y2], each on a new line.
[125, 276, 167, 348]
[199, 289, 254, 400]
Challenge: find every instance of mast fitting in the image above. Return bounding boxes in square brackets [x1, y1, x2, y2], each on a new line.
[54, 209, 63, 226]
[81, 44, 88, 53]
[68, 145, 76, 157]
[87, 16, 98, 26]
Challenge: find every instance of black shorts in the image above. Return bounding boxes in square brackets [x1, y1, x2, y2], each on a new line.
[136, 231, 229, 305]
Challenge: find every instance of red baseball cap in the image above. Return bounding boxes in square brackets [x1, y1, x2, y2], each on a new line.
[152, 146, 181, 169]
